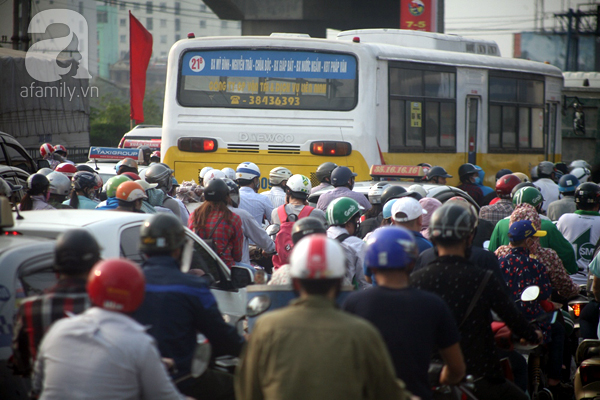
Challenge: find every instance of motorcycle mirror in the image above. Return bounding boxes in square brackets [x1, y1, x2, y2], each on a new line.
[266, 224, 280, 236]
[520, 285, 540, 302]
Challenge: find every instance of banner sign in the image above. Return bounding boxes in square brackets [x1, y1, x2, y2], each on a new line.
[400, 0, 437, 32]
[88, 147, 142, 161]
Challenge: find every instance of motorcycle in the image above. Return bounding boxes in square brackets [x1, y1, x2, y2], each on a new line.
[574, 339, 600, 400]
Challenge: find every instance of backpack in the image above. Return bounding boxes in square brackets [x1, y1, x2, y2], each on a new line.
[272, 205, 314, 270]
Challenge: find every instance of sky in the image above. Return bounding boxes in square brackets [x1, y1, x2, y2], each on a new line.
[444, 0, 597, 58]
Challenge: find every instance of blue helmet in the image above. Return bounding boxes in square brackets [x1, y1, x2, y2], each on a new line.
[330, 166, 357, 187]
[365, 226, 418, 269]
[382, 198, 399, 219]
[558, 174, 579, 193]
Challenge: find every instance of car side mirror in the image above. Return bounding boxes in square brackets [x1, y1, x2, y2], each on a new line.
[36, 159, 51, 170]
[230, 265, 254, 289]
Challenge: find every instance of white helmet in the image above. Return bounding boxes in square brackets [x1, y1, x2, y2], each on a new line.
[269, 167, 293, 185]
[236, 162, 261, 181]
[203, 169, 226, 185]
[221, 167, 236, 181]
[199, 166, 214, 180]
[286, 174, 312, 199]
[407, 184, 427, 198]
[289, 235, 346, 279]
[37, 167, 54, 176]
[47, 171, 71, 196]
[368, 182, 390, 205]
[569, 160, 591, 171]
[571, 167, 591, 183]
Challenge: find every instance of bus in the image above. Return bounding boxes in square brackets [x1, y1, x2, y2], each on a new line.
[162, 29, 564, 189]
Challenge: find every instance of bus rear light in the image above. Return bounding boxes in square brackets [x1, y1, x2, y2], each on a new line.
[310, 141, 352, 157]
[178, 137, 218, 153]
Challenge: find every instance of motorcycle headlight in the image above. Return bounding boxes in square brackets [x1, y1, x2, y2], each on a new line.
[247, 295, 272, 317]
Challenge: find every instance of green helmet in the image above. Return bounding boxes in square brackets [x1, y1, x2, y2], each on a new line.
[105, 175, 132, 198]
[326, 197, 361, 226]
[512, 186, 544, 208]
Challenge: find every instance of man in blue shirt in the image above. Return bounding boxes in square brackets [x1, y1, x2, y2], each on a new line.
[391, 197, 432, 254]
[316, 166, 372, 212]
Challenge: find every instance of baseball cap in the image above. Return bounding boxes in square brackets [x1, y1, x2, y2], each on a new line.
[391, 197, 427, 223]
[508, 220, 547, 242]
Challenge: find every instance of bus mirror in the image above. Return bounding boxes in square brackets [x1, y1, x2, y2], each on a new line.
[574, 104, 586, 136]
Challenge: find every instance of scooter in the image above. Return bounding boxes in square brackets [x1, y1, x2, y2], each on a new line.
[574, 339, 600, 400]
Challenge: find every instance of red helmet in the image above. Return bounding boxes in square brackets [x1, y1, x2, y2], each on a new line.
[55, 162, 78, 179]
[87, 259, 145, 313]
[496, 174, 522, 198]
[54, 144, 67, 155]
[151, 151, 160, 159]
[40, 143, 54, 158]
[121, 172, 141, 181]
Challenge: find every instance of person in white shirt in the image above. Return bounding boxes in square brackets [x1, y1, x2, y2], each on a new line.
[534, 161, 560, 213]
[236, 161, 273, 226]
[325, 196, 370, 290]
[32, 258, 186, 400]
[270, 174, 327, 225]
[261, 167, 292, 209]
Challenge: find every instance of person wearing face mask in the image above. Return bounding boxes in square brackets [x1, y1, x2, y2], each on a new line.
[19, 174, 55, 211]
[457, 163, 484, 207]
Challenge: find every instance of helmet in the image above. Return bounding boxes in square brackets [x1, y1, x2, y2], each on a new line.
[150, 151, 161, 160]
[87, 259, 145, 313]
[495, 169, 513, 180]
[138, 145, 152, 159]
[55, 229, 100, 274]
[513, 186, 544, 208]
[315, 162, 338, 183]
[380, 185, 407, 205]
[116, 158, 138, 174]
[269, 167, 293, 185]
[37, 167, 54, 176]
[330, 166, 357, 187]
[407, 185, 428, 198]
[203, 169, 226, 185]
[444, 196, 479, 231]
[555, 162, 568, 175]
[496, 174, 522, 197]
[326, 197, 361, 226]
[55, 163, 78, 179]
[47, 172, 71, 196]
[537, 161, 555, 177]
[199, 166, 213, 180]
[76, 164, 96, 173]
[145, 163, 174, 191]
[365, 226, 418, 269]
[236, 162, 261, 181]
[426, 166, 452, 181]
[458, 163, 478, 182]
[512, 172, 530, 183]
[530, 166, 539, 181]
[39, 143, 54, 158]
[575, 182, 600, 205]
[140, 213, 186, 254]
[368, 182, 390, 205]
[291, 217, 327, 244]
[105, 175, 131, 198]
[115, 181, 148, 202]
[54, 144, 67, 155]
[569, 160, 591, 171]
[27, 173, 50, 193]
[221, 167, 236, 181]
[429, 204, 477, 241]
[571, 167, 591, 183]
[511, 181, 535, 196]
[558, 174, 579, 193]
[221, 178, 240, 207]
[72, 171, 98, 191]
[382, 198, 399, 219]
[286, 174, 312, 200]
[289, 235, 345, 279]
[121, 171, 141, 181]
[203, 178, 229, 202]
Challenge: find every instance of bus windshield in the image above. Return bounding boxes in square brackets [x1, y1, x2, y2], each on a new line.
[178, 49, 358, 111]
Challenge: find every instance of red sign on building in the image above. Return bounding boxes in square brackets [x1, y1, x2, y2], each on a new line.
[400, 0, 437, 32]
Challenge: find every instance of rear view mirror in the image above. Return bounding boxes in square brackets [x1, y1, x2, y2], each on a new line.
[36, 159, 51, 170]
[231, 265, 254, 289]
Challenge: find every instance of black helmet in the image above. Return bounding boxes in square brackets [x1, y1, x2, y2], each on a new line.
[222, 178, 240, 207]
[27, 173, 50, 194]
[145, 163, 173, 191]
[575, 182, 600, 205]
[72, 171, 98, 191]
[204, 178, 229, 202]
[426, 166, 452, 181]
[458, 163, 478, 182]
[330, 166, 357, 187]
[495, 168, 513, 180]
[429, 204, 477, 241]
[76, 164, 96, 173]
[511, 181, 535, 196]
[291, 217, 327, 244]
[315, 162, 338, 183]
[140, 213, 186, 255]
[55, 229, 101, 274]
[380, 185, 407, 205]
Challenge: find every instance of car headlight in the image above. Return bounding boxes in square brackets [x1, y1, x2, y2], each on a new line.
[247, 295, 271, 317]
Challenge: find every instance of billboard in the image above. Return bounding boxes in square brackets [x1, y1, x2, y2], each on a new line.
[400, 0, 438, 32]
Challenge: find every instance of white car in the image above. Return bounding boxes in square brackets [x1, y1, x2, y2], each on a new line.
[9, 210, 252, 330]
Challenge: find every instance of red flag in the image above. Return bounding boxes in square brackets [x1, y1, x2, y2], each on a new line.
[129, 11, 153, 124]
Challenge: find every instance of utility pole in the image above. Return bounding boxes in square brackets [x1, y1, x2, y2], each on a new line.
[555, 7, 600, 72]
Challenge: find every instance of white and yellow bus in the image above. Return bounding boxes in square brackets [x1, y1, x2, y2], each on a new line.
[162, 29, 563, 189]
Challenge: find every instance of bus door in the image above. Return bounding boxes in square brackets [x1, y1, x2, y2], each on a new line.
[546, 102, 558, 162]
[466, 96, 480, 165]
